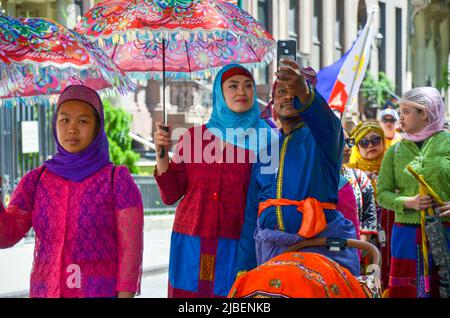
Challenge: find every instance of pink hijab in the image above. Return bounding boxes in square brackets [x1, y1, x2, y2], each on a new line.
[398, 87, 446, 142]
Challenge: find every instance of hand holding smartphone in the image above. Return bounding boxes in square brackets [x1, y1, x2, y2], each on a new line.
[276, 40, 311, 104]
[277, 40, 297, 69]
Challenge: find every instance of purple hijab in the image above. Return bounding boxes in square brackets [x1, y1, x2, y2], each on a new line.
[44, 85, 111, 182]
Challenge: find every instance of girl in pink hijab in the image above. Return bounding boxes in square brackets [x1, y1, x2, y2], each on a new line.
[398, 87, 446, 142]
[377, 87, 450, 298]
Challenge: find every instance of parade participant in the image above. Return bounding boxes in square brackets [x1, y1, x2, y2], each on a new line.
[154, 64, 274, 298]
[347, 121, 393, 291]
[0, 85, 144, 298]
[235, 59, 360, 278]
[379, 108, 402, 149]
[377, 87, 450, 298]
[348, 121, 386, 191]
[340, 129, 377, 243]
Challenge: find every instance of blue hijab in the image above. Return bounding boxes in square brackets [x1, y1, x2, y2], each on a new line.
[206, 64, 273, 153]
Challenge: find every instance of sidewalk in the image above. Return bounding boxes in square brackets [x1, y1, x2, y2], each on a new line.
[0, 215, 173, 297]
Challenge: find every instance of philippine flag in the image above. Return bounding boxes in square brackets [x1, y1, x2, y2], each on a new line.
[316, 9, 377, 114]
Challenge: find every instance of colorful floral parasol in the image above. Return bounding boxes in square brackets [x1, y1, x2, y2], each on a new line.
[0, 15, 136, 107]
[0, 47, 24, 97]
[75, 0, 276, 80]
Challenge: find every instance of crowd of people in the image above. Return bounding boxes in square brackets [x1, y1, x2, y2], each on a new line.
[0, 60, 449, 298]
[154, 61, 450, 299]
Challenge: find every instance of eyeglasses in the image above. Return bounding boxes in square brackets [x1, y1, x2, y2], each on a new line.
[382, 117, 397, 124]
[358, 136, 383, 149]
[345, 138, 355, 148]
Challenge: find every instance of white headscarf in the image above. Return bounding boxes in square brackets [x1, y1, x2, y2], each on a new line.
[398, 87, 446, 142]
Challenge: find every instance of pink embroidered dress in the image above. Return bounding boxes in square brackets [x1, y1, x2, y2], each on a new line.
[0, 164, 143, 298]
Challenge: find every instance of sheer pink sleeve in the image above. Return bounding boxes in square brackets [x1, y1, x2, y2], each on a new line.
[114, 167, 144, 294]
[0, 205, 31, 248]
[0, 167, 43, 248]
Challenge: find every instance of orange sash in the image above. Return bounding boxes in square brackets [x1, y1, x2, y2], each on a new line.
[258, 198, 336, 238]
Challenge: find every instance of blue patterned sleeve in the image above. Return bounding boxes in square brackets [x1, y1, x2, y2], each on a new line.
[294, 88, 344, 166]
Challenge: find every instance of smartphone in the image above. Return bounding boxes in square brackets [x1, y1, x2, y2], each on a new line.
[277, 40, 297, 69]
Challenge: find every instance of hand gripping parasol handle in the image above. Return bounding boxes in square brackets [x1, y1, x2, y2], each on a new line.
[406, 165, 445, 206]
[159, 125, 170, 158]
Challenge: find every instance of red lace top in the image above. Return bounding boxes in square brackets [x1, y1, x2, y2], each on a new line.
[154, 125, 253, 239]
[0, 164, 143, 298]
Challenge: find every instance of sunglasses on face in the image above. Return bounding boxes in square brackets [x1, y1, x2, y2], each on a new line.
[345, 138, 355, 148]
[358, 136, 383, 149]
[382, 117, 397, 124]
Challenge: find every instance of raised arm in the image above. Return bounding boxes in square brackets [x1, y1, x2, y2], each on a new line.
[276, 59, 343, 166]
[295, 89, 344, 166]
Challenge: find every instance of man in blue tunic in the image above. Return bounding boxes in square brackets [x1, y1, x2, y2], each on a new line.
[235, 60, 360, 276]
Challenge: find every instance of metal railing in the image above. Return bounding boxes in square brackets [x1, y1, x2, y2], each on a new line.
[0, 103, 55, 200]
[132, 175, 177, 214]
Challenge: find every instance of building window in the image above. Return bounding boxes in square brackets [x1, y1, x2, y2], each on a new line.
[357, 0, 367, 31]
[395, 7, 403, 95]
[311, 0, 322, 70]
[258, 0, 268, 30]
[335, 0, 345, 60]
[288, 0, 299, 43]
[379, 2, 386, 73]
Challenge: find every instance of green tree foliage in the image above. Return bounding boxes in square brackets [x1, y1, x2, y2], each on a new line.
[103, 100, 140, 174]
[436, 65, 449, 91]
[361, 72, 395, 107]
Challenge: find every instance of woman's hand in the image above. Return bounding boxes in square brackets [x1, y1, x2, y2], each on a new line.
[437, 202, 450, 218]
[154, 122, 172, 154]
[404, 194, 434, 211]
[154, 122, 172, 175]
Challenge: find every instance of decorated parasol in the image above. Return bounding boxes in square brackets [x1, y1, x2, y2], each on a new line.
[0, 14, 136, 107]
[75, 0, 275, 156]
[75, 0, 275, 80]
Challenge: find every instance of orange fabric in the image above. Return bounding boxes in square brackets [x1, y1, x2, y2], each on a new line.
[228, 252, 369, 298]
[258, 198, 336, 238]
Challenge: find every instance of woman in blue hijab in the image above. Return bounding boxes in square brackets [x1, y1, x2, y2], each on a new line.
[154, 64, 275, 298]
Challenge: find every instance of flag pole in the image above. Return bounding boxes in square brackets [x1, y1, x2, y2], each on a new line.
[344, 8, 376, 114]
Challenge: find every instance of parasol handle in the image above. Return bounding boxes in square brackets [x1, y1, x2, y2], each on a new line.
[160, 37, 168, 159]
[419, 182, 431, 293]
